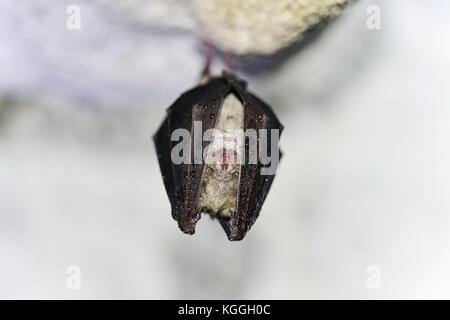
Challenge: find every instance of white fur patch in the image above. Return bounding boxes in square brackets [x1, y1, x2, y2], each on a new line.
[199, 93, 244, 218]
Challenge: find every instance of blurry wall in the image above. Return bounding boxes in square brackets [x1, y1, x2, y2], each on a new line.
[1, 0, 450, 299]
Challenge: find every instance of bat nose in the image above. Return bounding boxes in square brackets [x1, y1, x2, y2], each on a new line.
[213, 149, 237, 170]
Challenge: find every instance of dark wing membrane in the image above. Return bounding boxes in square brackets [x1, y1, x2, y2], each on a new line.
[244, 92, 284, 229]
[153, 117, 177, 216]
[165, 78, 231, 234]
[220, 83, 284, 241]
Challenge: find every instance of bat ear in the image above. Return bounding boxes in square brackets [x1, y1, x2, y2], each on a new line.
[222, 70, 247, 90]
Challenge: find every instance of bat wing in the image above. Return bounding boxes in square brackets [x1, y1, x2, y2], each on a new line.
[218, 74, 284, 241]
[154, 77, 231, 234]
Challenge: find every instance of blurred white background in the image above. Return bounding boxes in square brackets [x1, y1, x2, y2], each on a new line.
[1, 0, 450, 299]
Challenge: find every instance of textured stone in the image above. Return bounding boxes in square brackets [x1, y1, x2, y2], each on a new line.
[192, 0, 350, 54]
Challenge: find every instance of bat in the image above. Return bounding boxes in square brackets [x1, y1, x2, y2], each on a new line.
[153, 71, 283, 241]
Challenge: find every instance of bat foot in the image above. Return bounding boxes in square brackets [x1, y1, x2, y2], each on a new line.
[200, 42, 213, 84]
[224, 52, 234, 72]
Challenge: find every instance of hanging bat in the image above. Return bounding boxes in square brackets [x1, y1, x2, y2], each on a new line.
[153, 71, 283, 241]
